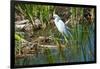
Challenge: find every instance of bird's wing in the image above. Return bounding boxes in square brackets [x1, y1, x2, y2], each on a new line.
[56, 19, 66, 33]
[58, 20, 72, 38]
[58, 20, 66, 29]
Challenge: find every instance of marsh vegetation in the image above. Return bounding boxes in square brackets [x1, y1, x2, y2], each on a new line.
[14, 3, 95, 66]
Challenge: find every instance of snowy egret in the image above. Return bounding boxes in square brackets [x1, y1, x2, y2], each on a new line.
[53, 14, 72, 39]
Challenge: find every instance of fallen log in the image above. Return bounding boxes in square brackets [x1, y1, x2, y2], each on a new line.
[15, 20, 29, 25]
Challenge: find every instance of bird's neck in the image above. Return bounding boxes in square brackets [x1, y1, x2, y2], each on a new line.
[54, 18, 59, 22]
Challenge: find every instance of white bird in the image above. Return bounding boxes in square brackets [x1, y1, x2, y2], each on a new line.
[53, 14, 72, 39]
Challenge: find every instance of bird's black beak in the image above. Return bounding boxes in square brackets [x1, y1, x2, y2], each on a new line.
[50, 13, 55, 20]
[49, 13, 55, 25]
[51, 17, 54, 20]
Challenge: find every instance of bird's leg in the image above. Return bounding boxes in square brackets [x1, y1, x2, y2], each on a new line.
[62, 33, 72, 61]
[62, 33, 72, 48]
[62, 33, 69, 46]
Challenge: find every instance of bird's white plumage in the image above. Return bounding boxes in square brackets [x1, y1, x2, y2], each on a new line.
[53, 14, 72, 38]
[54, 19, 66, 34]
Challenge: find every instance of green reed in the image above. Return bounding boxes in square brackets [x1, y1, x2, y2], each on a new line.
[15, 4, 95, 65]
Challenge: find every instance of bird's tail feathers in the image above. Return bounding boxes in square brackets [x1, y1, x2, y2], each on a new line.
[64, 29, 73, 39]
